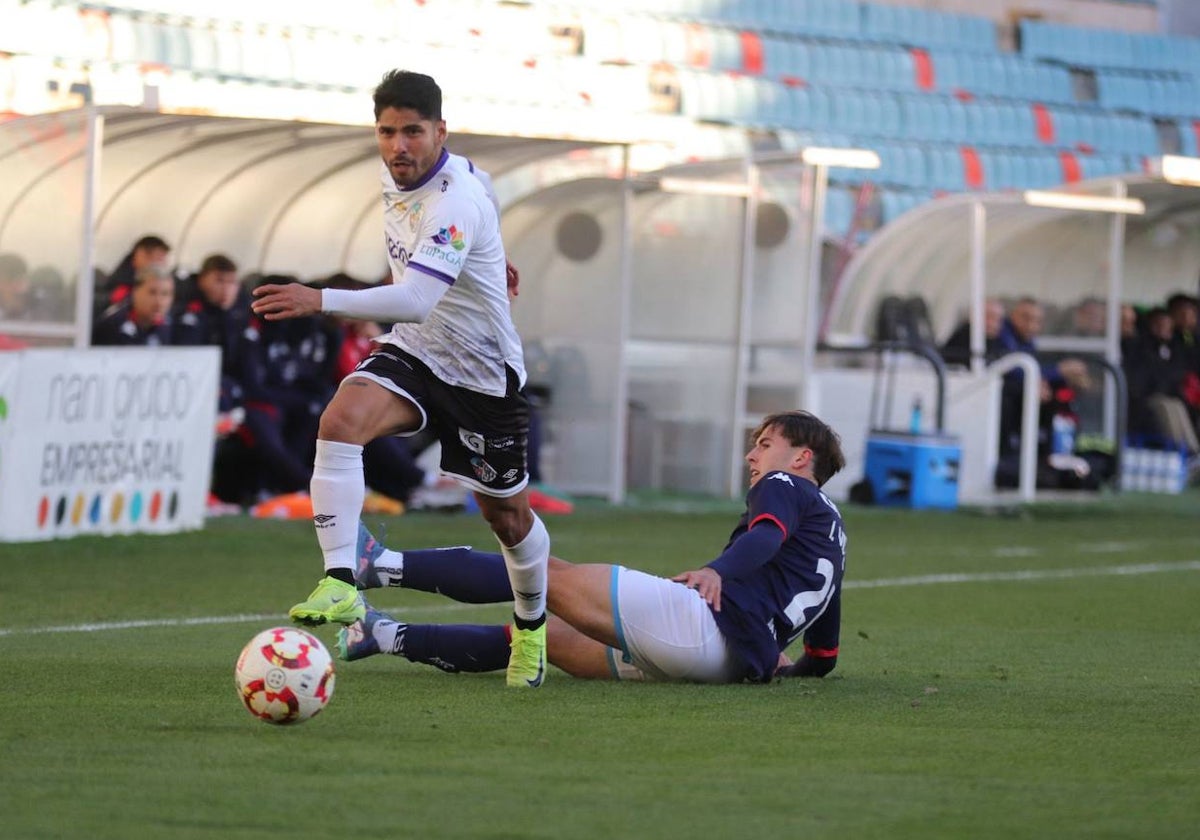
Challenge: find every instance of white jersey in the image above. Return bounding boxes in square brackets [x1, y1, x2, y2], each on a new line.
[376, 150, 525, 397]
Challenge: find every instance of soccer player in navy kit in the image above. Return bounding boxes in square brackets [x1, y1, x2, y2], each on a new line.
[251, 70, 550, 688]
[337, 410, 847, 683]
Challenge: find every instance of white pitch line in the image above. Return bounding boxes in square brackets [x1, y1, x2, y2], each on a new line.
[3, 560, 1200, 638]
[845, 560, 1200, 589]
[0, 601, 490, 638]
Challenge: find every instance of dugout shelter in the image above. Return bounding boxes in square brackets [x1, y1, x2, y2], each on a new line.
[2, 106, 1199, 509]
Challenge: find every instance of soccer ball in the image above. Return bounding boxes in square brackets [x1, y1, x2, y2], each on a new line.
[235, 627, 335, 725]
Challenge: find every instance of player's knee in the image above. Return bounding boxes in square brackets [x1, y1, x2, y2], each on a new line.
[477, 497, 533, 546]
[316, 405, 358, 442]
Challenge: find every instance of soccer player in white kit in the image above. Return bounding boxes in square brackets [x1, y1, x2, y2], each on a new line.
[251, 70, 549, 688]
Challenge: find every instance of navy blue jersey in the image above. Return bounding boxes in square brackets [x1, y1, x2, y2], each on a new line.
[708, 471, 847, 682]
[91, 302, 173, 347]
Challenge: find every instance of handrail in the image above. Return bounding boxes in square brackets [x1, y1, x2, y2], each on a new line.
[818, 339, 949, 431]
[982, 353, 1042, 504]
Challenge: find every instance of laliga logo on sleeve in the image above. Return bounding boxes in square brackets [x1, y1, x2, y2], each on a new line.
[432, 225, 466, 251]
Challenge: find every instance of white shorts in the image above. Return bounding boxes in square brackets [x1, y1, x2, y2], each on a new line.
[605, 566, 743, 684]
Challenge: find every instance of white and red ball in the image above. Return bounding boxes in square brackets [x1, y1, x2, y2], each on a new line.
[235, 627, 335, 725]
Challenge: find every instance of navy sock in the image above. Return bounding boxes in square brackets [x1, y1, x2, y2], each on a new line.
[396, 623, 511, 673]
[402, 547, 513, 603]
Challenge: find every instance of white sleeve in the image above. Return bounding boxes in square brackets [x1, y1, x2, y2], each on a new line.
[320, 269, 450, 323]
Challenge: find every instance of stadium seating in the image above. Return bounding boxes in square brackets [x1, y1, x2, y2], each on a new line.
[1, 0, 1196, 238]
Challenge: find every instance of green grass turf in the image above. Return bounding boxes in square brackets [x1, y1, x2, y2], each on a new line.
[1, 491, 1198, 839]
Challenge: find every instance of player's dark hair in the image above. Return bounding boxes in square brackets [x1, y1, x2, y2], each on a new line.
[199, 253, 237, 276]
[1165, 292, 1198, 313]
[373, 70, 442, 122]
[753, 410, 846, 487]
[133, 235, 170, 253]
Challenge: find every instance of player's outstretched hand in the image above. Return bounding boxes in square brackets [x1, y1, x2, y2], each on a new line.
[672, 567, 722, 611]
[251, 282, 322, 320]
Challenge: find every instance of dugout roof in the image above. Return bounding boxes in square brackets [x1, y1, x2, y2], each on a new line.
[0, 107, 622, 292]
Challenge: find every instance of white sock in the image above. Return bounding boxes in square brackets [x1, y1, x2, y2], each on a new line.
[373, 549, 405, 588]
[373, 616, 403, 655]
[498, 512, 549, 623]
[310, 439, 364, 574]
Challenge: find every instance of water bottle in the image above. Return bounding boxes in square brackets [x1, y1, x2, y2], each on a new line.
[909, 395, 923, 435]
[1050, 413, 1075, 455]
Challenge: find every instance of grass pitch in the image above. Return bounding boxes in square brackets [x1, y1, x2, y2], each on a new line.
[1, 491, 1198, 839]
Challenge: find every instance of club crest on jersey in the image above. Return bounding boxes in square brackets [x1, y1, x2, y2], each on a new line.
[432, 225, 466, 251]
[769, 472, 794, 486]
[407, 200, 424, 232]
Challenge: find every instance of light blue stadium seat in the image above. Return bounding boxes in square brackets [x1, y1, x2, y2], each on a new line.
[926, 146, 965, 192]
[761, 36, 795, 78]
[739, 76, 776, 127]
[880, 48, 915, 92]
[1001, 101, 1035, 147]
[874, 92, 902, 137]
[862, 2, 901, 43]
[833, 90, 867, 135]
[960, 14, 997, 53]
[880, 190, 904, 222]
[781, 39, 812, 80]
[1034, 153, 1060, 188]
[825, 0, 862, 39]
[875, 143, 902, 185]
[903, 145, 927, 188]
[900, 95, 932, 141]
[945, 96, 968, 142]
[931, 50, 965, 92]
[808, 43, 836, 85]
[807, 84, 834, 128]
[993, 152, 1019, 190]
[708, 26, 742, 73]
[756, 78, 794, 128]
[822, 187, 856, 237]
[1178, 120, 1199, 157]
[785, 85, 811, 130]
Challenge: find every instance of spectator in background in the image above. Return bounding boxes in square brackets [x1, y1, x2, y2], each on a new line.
[92, 266, 175, 346]
[1166, 292, 1199, 371]
[1062, 296, 1106, 337]
[26, 265, 70, 321]
[236, 276, 341, 498]
[1124, 307, 1199, 455]
[940, 297, 1005, 368]
[173, 254, 259, 508]
[174, 254, 253, 412]
[0, 252, 31, 321]
[102, 235, 171, 312]
[994, 297, 1095, 487]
